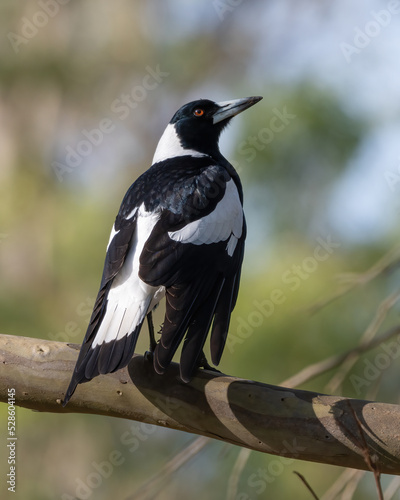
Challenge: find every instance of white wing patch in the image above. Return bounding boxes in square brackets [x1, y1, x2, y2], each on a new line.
[125, 206, 138, 219]
[93, 203, 164, 348]
[106, 225, 119, 251]
[168, 179, 243, 257]
[106, 207, 138, 251]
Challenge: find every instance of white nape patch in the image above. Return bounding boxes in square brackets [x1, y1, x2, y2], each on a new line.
[152, 123, 207, 164]
[92, 203, 164, 348]
[168, 179, 243, 257]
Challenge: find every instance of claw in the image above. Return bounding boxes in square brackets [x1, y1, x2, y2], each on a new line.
[198, 351, 221, 374]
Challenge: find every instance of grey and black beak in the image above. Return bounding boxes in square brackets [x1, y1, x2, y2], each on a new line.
[213, 96, 263, 124]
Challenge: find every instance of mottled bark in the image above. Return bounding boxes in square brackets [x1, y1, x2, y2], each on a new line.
[1, 334, 400, 475]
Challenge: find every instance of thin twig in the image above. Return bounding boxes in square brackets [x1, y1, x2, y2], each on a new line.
[325, 290, 400, 393]
[307, 246, 400, 315]
[383, 475, 400, 500]
[339, 470, 365, 500]
[226, 448, 252, 500]
[281, 324, 400, 389]
[345, 401, 383, 500]
[320, 469, 361, 500]
[125, 436, 209, 500]
[293, 471, 320, 500]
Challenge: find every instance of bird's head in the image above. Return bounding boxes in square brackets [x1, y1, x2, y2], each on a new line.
[153, 96, 263, 163]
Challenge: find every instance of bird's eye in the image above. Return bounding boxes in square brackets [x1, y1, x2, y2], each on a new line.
[193, 109, 204, 117]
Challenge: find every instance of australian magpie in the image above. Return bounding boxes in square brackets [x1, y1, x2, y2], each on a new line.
[63, 95, 262, 406]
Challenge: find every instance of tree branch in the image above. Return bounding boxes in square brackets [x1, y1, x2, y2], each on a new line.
[1, 333, 400, 475]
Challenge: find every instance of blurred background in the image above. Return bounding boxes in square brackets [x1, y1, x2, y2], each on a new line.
[1, 0, 400, 498]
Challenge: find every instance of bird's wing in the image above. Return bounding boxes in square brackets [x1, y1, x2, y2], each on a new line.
[139, 166, 246, 382]
[63, 188, 150, 406]
[63, 159, 246, 403]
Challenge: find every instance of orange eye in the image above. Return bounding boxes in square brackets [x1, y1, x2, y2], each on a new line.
[194, 109, 204, 117]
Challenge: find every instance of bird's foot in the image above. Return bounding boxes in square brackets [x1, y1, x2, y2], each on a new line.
[144, 350, 154, 363]
[198, 352, 221, 374]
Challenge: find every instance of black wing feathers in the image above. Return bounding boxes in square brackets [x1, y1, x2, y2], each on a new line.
[62, 212, 138, 406]
[179, 275, 225, 381]
[140, 161, 245, 379]
[64, 155, 245, 406]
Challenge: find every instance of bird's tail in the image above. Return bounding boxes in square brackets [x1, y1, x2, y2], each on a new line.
[63, 295, 150, 406]
[154, 275, 225, 382]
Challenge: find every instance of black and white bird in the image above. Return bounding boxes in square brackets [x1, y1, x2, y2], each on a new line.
[63, 95, 262, 406]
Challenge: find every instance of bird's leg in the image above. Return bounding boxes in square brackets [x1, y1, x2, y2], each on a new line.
[144, 311, 157, 362]
[198, 350, 221, 374]
[147, 311, 157, 351]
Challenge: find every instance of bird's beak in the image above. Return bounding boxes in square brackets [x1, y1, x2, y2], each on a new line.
[212, 96, 263, 124]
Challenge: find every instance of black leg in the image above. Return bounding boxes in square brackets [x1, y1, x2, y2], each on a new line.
[147, 311, 157, 352]
[144, 312, 157, 363]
